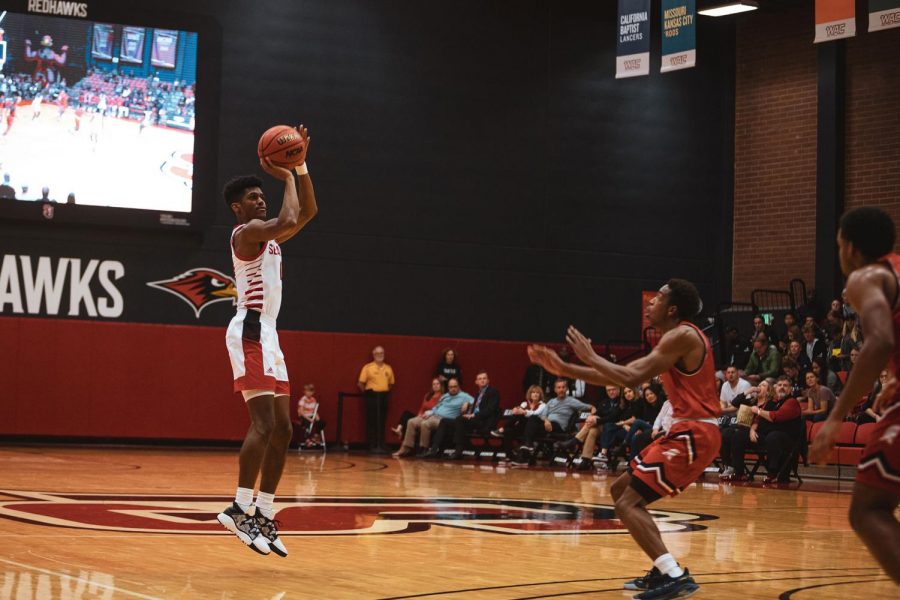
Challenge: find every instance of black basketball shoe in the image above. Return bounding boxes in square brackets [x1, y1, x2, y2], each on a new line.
[255, 513, 288, 557]
[623, 567, 660, 590]
[633, 568, 699, 599]
[216, 503, 271, 555]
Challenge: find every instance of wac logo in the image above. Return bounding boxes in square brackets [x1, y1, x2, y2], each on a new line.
[0, 492, 716, 535]
[146, 268, 236, 318]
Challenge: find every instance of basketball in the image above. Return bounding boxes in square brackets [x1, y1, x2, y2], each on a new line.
[257, 125, 305, 169]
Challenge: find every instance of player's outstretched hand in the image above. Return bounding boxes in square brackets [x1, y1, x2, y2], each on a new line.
[566, 325, 598, 365]
[808, 418, 840, 464]
[260, 157, 292, 181]
[527, 344, 566, 376]
[873, 372, 898, 413]
[293, 124, 311, 166]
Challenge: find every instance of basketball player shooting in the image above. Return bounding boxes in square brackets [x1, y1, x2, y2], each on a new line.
[528, 279, 718, 599]
[809, 206, 900, 583]
[217, 125, 317, 557]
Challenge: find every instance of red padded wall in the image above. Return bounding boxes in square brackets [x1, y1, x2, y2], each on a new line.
[0, 318, 628, 443]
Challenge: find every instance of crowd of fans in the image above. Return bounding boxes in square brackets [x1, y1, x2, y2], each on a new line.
[0, 68, 195, 129]
[288, 294, 887, 489]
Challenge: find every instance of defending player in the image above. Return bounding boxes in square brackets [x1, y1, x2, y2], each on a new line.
[216, 125, 317, 556]
[529, 279, 718, 599]
[809, 206, 900, 583]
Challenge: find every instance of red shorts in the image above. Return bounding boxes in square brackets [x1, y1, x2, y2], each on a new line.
[856, 403, 900, 495]
[629, 420, 721, 500]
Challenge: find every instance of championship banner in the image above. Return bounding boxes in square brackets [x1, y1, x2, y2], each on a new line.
[814, 0, 856, 43]
[151, 29, 178, 68]
[617, 0, 651, 79]
[661, 0, 695, 73]
[120, 26, 145, 64]
[869, 0, 900, 31]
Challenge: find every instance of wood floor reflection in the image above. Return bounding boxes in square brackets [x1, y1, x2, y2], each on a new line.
[0, 446, 893, 599]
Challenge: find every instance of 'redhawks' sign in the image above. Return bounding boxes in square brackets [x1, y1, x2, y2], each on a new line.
[27, 0, 89, 18]
[0, 254, 124, 318]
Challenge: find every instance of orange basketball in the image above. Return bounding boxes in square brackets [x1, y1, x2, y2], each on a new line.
[257, 125, 305, 169]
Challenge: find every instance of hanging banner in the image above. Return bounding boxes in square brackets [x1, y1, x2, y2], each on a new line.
[869, 0, 900, 31]
[814, 0, 856, 43]
[661, 0, 696, 73]
[617, 0, 651, 79]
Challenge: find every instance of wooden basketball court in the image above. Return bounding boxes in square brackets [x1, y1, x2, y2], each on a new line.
[0, 445, 893, 599]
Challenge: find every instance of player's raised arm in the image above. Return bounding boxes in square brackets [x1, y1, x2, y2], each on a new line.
[277, 125, 317, 244]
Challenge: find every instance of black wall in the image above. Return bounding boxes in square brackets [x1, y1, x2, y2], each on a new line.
[0, 0, 735, 342]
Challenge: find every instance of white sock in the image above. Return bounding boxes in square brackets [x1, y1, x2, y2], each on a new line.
[653, 553, 683, 578]
[256, 491, 275, 519]
[235, 487, 254, 512]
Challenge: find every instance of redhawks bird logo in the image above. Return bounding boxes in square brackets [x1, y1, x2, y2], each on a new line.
[146, 268, 236, 318]
[0, 492, 715, 536]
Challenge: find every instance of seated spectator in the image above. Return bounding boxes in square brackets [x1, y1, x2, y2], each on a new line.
[751, 376, 804, 483]
[719, 366, 751, 427]
[811, 356, 841, 394]
[496, 385, 546, 454]
[293, 384, 325, 448]
[750, 314, 778, 348]
[623, 383, 665, 461]
[511, 379, 594, 466]
[744, 333, 782, 384]
[847, 345, 861, 376]
[722, 326, 750, 369]
[630, 398, 673, 459]
[801, 370, 835, 422]
[824, 309, 844, 344]
[853, 370, 890, 424]
[445, 371, 501, 459]
[781, 312, 798, 348]
[434, 348, 461, 390]
[785, 339, 812, 373]
[720, 379, 770, 481]
[803, 324, 828, 365]
[557, 385, 622, 468]
[393, 378, 471, 458]
[391, 378, 443, 439]
[780, 357, 804, 398]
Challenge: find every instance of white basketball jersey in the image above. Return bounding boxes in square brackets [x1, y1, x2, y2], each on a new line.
[230, 225, 283, 319]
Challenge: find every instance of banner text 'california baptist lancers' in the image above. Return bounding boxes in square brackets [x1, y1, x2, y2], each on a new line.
[617, 0, 651, 78]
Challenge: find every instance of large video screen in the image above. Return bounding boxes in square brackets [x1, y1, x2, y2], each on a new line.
[0, 11, 198, 213]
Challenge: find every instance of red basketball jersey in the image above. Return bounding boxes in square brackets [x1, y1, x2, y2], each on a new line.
[659, 322, 720, 420]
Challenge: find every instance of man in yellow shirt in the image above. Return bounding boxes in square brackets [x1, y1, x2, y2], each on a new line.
[358, 346, 395, 453]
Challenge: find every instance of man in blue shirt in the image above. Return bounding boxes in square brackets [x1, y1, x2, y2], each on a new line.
[512, 379, 594, 466]
[393, 378, 472, 458]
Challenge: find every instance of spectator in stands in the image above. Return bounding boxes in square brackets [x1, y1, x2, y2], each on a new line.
[781, 357, 804, 398]
[293, 384, 325, 448]
[751, 314, 778, 347]
[786, 324, 804, 349]
[557, 384, 622, 467]
[847, 345, 861, 376]
[811, 356, 841, 394]
[750, 376, 804, 484]
[631, 398, 673, 459]
[722, 326, 750, 370]
[785, 339, 812, 373]
[802, 324, 827, 366]
[446, 371, 501, 459]
[393, 378, 470, 458]
[719, 366, 751, 427]
[0, 173, 15, 199]
[623, 383, 665, 461]
[802, 370, 836, 423]
[720, 379, 771, 481]
[358, 346, 395, 454]
[854, 370, 889, 424]
[66, 193, 76, 204]
[495, 385, 546, 455]
[825, 309, 844, 342]
[783, 312, 798, 341]
[744, 333, 781, 384]
[511, 379, 594, 466]
[838, 315, 863, 371]
[391, 378, 443, 439]
[434, 348, 461, 389]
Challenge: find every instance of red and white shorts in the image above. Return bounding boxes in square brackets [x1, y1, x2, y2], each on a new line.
[856, 403, 900, 495]
[629, 420, 721, 501]
[226, 309, 289, 397]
